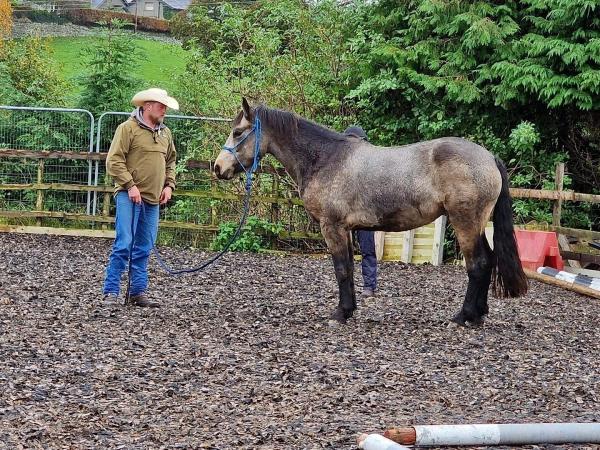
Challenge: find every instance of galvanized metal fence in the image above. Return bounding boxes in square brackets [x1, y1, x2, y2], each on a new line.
[0, 106, 324, 250]
[0, 106, 95, 224]
[3, 107, 599, 260]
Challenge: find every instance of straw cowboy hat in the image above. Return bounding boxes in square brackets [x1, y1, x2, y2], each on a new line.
[131, 88, 179, 110]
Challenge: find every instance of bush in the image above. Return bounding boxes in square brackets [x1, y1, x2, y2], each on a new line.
[65, 8, 170, 33]
[13, 9, 69, 24]
[172, 0, 360, 128]
[77, 19, 141, 115]
[211, 216, 284, 252]
[0, 36, 69, 106]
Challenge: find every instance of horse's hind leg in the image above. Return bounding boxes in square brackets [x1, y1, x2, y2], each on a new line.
[320, 222, 356, 323]
[477, 236, 494, 316]
[450, 217, 494, 326]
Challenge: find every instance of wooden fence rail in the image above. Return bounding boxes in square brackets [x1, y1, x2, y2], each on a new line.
[0, 148, 321, 242]
[510, 188, 600, 204]
[1, 150, 598, 246]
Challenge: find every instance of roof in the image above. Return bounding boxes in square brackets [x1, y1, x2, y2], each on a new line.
[161, 0, 191, 10]
[91, 0, 107, 8]
[90, 0, 130, 8]
[91, 0, 191, 11]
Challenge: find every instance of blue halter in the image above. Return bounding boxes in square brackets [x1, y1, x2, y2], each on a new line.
[222, 117, 262, 191]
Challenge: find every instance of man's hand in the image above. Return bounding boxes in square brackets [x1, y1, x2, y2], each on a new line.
[128, 185, 142, 204]
[159, 186, 173, 205]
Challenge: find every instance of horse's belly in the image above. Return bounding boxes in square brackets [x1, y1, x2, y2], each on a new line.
[346, 205, 442, 232]
[379, 208, 440, 232]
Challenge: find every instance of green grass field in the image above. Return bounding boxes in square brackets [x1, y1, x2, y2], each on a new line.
[48, 36, 188, 98]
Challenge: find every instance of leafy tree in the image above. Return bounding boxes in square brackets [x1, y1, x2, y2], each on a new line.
[78, 19, 141, 116]
[0, 36, 69, 106]
[348, 0, 599, 228]
[0, 0, 11, 55]
[171, 0, 360, 244]
[172, 0, 360, 129]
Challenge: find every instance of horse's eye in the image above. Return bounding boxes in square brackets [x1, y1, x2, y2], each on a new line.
[233, 129, 243, 138]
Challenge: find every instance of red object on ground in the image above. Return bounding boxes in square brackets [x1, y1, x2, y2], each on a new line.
[515, 230, 564, 271]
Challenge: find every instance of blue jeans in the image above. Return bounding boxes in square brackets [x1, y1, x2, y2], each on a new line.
[357, 230, 377, 290]
[103, 191, 160, 296]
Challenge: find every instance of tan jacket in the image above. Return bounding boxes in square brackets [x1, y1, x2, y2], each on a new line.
[106, 117, 176, 205]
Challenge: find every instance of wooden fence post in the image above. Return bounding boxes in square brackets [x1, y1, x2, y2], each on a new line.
[210, 175, 218, 227]
[432, 215, 447, 265]
[270, 173, 280, 249]
[401, 229, 415, 263]
[102, 175, 111, 231]
[553, 162, 565, 227]
[35, 159, 44, 226]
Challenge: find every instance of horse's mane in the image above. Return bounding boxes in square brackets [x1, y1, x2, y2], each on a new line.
[255, 105, 347, 144]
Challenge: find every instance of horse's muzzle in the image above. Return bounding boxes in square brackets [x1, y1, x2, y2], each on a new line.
[213, 161, 234, 180]
[213, 162, 226, 179]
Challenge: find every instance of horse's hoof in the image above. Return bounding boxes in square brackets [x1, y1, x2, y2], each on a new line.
[330, 307, 353, 324]
[451, 311, 467, 326]
[468, 316, 485, 327]
[452, 311, 484, 328]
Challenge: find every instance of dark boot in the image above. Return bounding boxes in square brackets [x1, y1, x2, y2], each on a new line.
[129, 293, 160, 308]
[361, 287, 375, 298]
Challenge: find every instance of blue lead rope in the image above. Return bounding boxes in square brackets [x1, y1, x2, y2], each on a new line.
[148, 118, 262, 276]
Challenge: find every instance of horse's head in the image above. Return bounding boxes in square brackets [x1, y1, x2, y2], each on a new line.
[214, 98, 266, 180]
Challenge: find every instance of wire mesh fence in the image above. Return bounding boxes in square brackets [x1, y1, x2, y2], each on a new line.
[0, 106, 325, 251]
[0, 106, 94, 224]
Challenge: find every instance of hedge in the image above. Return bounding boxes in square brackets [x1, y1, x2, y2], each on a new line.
[64, 8, 170, 33]
[13, 9, 70, 24]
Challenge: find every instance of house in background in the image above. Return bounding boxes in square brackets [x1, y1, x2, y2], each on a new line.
[160, 0, 190, 19]
[91, 0, 190, 20]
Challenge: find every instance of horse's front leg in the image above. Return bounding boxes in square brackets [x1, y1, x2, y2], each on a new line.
[320, 222, 356, 323]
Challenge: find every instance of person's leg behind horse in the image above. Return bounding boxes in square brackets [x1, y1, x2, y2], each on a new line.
[103, 191, 139, 302]
[357, 229, 377, 297]
[129, 201, 160, 307]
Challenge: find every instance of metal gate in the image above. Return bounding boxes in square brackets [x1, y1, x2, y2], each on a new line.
[0, 105, 95, 221]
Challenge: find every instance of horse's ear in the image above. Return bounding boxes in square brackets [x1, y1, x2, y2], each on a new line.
[241, 97, 252, 120]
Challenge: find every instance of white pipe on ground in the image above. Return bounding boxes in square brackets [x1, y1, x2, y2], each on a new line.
[525, 269, 600, 299]
[538, 267, 600, 291]
[385, 423, 600, 446]
[357, 433, 411, 450]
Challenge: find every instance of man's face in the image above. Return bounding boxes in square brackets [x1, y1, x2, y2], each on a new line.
[145, 101, 167, 123]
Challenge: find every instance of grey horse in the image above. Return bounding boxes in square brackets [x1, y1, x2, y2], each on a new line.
[214, 99, 528, 326]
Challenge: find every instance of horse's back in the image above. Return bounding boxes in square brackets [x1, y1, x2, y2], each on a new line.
[427, 137, 497, 168]
[383, 136, 495, 166]
[352, 137, 499, 190]
[305, 136, 501, 231]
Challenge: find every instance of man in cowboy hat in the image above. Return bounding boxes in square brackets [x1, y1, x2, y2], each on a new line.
[344, 126, 378, 298]
[102, 88, 179, 307]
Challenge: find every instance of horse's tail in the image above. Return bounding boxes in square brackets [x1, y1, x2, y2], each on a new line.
[491, 157, 528, 298]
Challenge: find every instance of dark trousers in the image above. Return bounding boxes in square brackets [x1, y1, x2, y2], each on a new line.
[356, 230, 377, 290]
